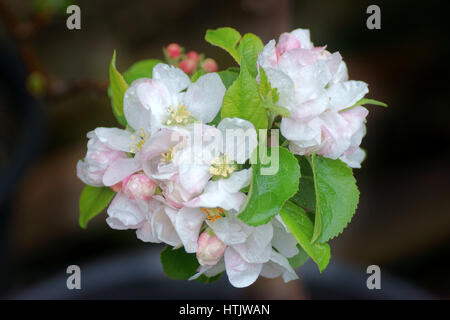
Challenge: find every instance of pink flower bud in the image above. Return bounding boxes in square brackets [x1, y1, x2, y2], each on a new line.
[167, 43, 181, 59]
[179, 58, 197, 74]
[186, 50, 200, 63]
[202, 58, 218, 72]
[196, 231, 226, 266]
[122, 173, 156, 200]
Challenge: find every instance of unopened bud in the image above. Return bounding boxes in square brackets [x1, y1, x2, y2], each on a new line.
[166, 43, 181, 59]
[179, 58, 198, 74]
[196, 231, 226, 266]
[186, 50, 200, 63]
[123, 173, 156, 200]
[202, 58, 218, 72]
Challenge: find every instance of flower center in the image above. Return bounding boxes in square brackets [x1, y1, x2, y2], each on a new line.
[130, 128, 150, 153]
[166, 104, 192, 126]
[160, 147, 175, 163]
[209, 155, 235, 178]
[201, 207, 224, 223]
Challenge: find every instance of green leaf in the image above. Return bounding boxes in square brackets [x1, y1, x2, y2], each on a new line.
[123, 59, 162, 84]
[310, 154, 360, 243]
[205, 27, 241, 63]
[280, 201, 331, 272]
[291, 156, 316, 213]
[288, 246, 310, 269]
[217, 68, 239, 89]
[160, 246, 199, 280]
[238, 147, 300, 226]
[109, 51, 129, 127]
[79, 185, 115, 229]
[221, 58, 267, 131]
[237, 33, 263, 77]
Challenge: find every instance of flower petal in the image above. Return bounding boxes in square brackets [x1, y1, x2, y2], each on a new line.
[106, 192, 147, 229]
[218, 118, 257, 163]
[94, 127, 134, 152]
[291, 28, 314, 49]
[224, 247, 263, 288]
[152, 63, 190, 95]
[123, 79, 153, 131]
[175, 207, 205, 253]
[327, 80, 369, 111]
[184, 73, 225, 123]
[232, 222, 273, 264]
[102, 157, 140, 186]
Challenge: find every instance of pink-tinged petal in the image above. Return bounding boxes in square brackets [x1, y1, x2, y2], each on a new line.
[340, 147, 366, 169]
[136, 220, 160, 243]
[184, 72, 225, 123]
[317, 112, 352, 159]
[257, 40, 279, 69]
[102, 157, 140, 186]
[327, 52, 348, 84]
[122, 173, 156, 200]
[94, 127, 134, 152]
[224, 247, 263, 288]
[291, 28, 314, 49]
[152, 63, 190, 95]
[176, 207, 206, 253]
[106, 192, 147, 229]
[327, 81, 369, 111]
[290, 95, 328, 120]
[277, 32, 302, 54]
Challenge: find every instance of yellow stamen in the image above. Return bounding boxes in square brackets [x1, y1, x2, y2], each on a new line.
[166, 104, 192, 126]
[210, 155, 235, 178]
[129, 128, 150, 153]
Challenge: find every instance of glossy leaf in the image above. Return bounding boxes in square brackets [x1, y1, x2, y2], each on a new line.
[109, 51, 129, 127]
[79, 185, 115, 229]
[280, 201, 330, 272]
[238, 146, 300, 225]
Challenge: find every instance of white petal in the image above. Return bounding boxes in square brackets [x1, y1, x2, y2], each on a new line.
[102, 157, 140, 186]
[151, 205, 181, 247]
[123, 79, 152, 131]
[261, 250, 299, 282]
[232, 222, 273, 263]
[327, 52, 348, 84]
[257, 39, 278, 69]
[280, 117, 322, 144]
[218, 118, 257, 163]
[207, 213, 251, 245]
[327, 81, 369, 111]
[264, 67, 295, 109]
[271, 218, 299, 258]
[106, 192, 146, 229]
[189, 259, 226, 280]
[176, 207, 205, 253]
[224, 247, 263, 288]
[94, 127, 133, 152]
[340, 147, 366, 168]
[152, 63, 190, 94]
[184, 73, 225, 123]
[218, 169, 252, 194]
[291, 28, 314, 49]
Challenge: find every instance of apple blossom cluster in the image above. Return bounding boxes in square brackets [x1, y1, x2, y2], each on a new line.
[77, 27, 386, 288]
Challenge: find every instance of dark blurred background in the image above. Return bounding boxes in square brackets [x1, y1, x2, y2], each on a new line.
[0, 0, 449, 299]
